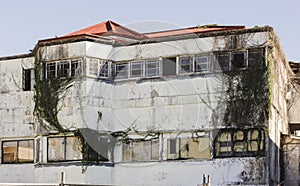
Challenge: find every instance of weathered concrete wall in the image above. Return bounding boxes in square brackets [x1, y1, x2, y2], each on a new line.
[282, 135, 300, 186]
[0, 57, 35, 138]
[288, 84, 300, 124]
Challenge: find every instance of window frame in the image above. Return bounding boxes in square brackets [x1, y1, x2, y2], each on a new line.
[178, 56, 194, 74]
[130, 61, 144, 78]
[115, 63, 129, 79]
[1, 139, 34, 164]
[213, 128, 265, 158]
[45, 59, 83, 79]
[231, 51, 247, 70]
[145, 59, 160, 78]
[194, 54, 211, 73]
[122, 138, 160, 162]
[213, 52, 230, 72]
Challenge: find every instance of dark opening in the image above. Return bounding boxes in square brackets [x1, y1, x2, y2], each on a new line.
[170, 139, 177, 154]
[23, 68, 31, 91]
[162, 57, 176, 76]
[232, 53, 246, 69]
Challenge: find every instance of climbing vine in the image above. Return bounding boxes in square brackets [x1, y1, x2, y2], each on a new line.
[33, 48, 74, 132]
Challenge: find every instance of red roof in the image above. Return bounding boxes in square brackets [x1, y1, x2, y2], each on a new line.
[66, 20, 145, 39]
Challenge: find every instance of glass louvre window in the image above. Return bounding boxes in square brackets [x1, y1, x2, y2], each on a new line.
[145, 60, 159, 77]
[2, 140, 34, 163]
[195, 55, 209, 72]
[130, 61, 143, 78]
[46, 62, 56, 79]
[179, 56, 193, 73]
[57, 61, 70, 78]
[115, 63, 129, 79]
[213, 53, 230, 71]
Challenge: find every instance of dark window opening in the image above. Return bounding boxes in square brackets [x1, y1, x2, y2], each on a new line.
[22, 68, 32, 91]
[214, 53, 230, 71]
[162, 57, 176, 76]
[232, 52, 246, 69]
[248, 49, 265, 69]
[169, 139, 177, 154]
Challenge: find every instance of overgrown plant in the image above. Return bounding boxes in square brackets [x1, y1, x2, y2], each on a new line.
[33, 48, 74, 132]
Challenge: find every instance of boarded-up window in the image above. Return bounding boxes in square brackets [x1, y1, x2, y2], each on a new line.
[162, 57, 176, 76]
[214, 128, 265, 158]
[123, 138, 159, 162]
[2, 140, 34, 163]
[48, 136, 83, 162]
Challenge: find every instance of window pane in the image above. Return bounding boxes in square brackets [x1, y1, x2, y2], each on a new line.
[146, 60, 159, 77]
[48, 137, 65, 161]
[132, 141, 150, 161]
[214, 53, 229, 71]
[99, 61, 109, 78]
[71, 60, 81, 77]
[151, 139, 159, 160]
[130, 61, 143, 78]
[88, 59, 99, 77]
[115, 63, 128, 79]
[46, 63, 56, 79]
[57, 61, 70, 78]
[123, 142, 131, 161]
[179, 57, 193, 73]
[232, 52, 246, 69]
[195, 56, 209, 72]
[18, 140, 34, 163]
[65, 136, 82, 161]
[2, 141, 18, 163]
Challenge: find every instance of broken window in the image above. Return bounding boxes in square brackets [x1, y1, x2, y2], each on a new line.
[123, 138, 159, 162]
[167, 137, 212, 160]
[48, 136, 82, 162]
[214, 128, 265, 158]
[231, 51, 246, 70]
[130, 61, 143, 78]
[179, 56, 193, 74]
[213, 53, 230, 71]
[195, 55, 210, 72]
[22, 68, 34, 91]
[87, 58, 109, 78]
[162, 57, 176, 76]
[2, 140, 34, 163]
[248, 49, 265, 69]
[145, 60, 160, 77]
[71, 59, 82, 77]
[115, 63, 129, 79]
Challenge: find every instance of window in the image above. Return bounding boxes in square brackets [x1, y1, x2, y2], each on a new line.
[248, 49, 265, 69]
[130, 61, 143, 78]
[179, 56, 193, 74]
[214, 128, 265, 158]
[231, 52, 246, 69]
[162, 57, 176, 76]
[45, 59, 82, 79]
[115, 63, 129, 79]
[195, 55, 210, 72]
[2, 140, 34, 163]
[213, 53, 230, 71]
[57, 61, 70, 78]
[123, 139, 159, 162]
[87, 58, 109, 78]
[167, 137, 211, 160]
[46, 62, 56, 79]
[22, 68, 34, 91]
[48, 136, 82, 162]
[145, 60, 160, 77]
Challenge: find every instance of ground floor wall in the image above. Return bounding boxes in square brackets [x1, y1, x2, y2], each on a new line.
[0, 157, 267, 186]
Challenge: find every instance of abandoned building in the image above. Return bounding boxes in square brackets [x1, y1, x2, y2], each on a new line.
[0, 20, 298, 185]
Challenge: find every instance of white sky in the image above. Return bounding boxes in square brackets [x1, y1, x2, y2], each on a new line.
[0, 0, 299, 61]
